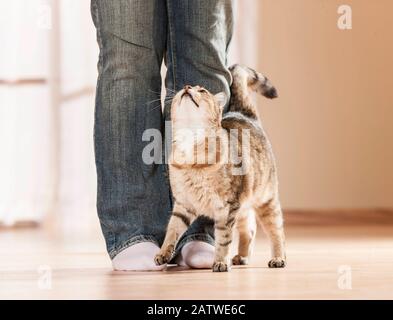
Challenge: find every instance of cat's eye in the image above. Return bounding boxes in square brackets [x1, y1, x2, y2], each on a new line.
[198, 88, 208, 94]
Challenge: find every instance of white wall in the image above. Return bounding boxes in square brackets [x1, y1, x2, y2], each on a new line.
[256, 0, 393, 209]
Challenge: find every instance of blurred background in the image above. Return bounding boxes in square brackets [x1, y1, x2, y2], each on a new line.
[1, 0, 392, 231]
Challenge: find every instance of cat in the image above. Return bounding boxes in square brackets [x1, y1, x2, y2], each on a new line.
[154, 64, 286, 272]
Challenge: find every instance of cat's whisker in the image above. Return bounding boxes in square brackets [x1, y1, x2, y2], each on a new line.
[149, 88, 178, 96]
[148, 89, 164, 95]
[146, 101, 174, 109]
[146, 99, 164, 105]
[146, 93, 175, 103]
[163, 95, 174, 99]
[147, 104, 164, 114]
[164, 88, 177, 93]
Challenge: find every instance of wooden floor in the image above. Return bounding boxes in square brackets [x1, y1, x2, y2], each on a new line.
[1, 217, 393, 300]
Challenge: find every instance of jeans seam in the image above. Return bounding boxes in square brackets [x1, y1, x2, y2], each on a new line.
[166, 0, 177, 90]
[92, 0, 117, 252]
[163, 0, 176, 211]
[91, 0, 103, 76]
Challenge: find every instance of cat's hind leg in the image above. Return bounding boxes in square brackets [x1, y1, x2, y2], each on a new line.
[232, 210, 257, 266]
[154, 203, 196, 266]
[255, 199, 286, 268]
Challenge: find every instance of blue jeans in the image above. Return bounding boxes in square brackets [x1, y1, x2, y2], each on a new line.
[91, 0, 233, 259]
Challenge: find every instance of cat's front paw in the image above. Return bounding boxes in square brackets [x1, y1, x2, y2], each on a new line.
[232, 254, 249, 265]
[154, 252, 170, 266]
[212, 261, 230, 272]
[154, 245, 174, 266]
[268, 258, 286, 268]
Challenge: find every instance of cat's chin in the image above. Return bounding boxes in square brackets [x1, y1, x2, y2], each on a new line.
[169, 151, 222, 170]
[170, 162, 220, 170]
[169, 139, 227, 170]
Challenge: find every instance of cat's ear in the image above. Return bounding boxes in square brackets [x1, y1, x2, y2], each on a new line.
[214, 92, 227, 108]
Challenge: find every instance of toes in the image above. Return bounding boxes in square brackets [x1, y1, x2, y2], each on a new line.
[154, 254, 168, 266]
[212, 261, 230, 272]
[154, 245, 175, 266]
[232, 255, 249, 265]
[268, 258, 286, 268]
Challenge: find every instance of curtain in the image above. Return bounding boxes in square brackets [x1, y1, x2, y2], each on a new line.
[0, 0, 98, 227]
[0, 0, 53, 225]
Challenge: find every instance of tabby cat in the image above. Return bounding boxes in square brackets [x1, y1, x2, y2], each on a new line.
[155, 64, 286, 272]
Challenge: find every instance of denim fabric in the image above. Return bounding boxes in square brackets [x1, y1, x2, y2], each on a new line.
[91, 0, 233, 260]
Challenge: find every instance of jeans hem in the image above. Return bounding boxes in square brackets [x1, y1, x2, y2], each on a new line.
[109, 235, 160, 260]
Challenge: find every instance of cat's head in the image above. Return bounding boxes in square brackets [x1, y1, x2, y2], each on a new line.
[171, 85, 227, 131]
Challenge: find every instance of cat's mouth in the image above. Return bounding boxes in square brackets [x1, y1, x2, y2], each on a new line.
[181, 92, 199, 108]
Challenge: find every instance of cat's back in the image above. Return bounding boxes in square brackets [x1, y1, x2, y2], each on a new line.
[221, 111, 272, 155]
[221, 110, 277, 198]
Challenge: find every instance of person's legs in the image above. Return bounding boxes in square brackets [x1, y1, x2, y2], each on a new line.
[91, 0, 171, 270]
[165, 0, 234, 268]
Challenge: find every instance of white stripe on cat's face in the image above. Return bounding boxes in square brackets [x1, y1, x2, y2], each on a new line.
[171, 85, 225, 131]
[172, 86, 209, 131]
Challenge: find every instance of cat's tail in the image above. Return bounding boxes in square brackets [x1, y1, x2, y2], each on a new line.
[228, 64, 278, 119]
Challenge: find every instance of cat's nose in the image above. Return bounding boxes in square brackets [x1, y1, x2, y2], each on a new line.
[184, 85, 192, 92]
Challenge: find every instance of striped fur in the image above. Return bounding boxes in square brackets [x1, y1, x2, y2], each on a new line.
[228, 64, 278, 119]
[155, 65, 286, 272]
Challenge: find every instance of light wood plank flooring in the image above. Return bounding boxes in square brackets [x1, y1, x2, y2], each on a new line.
[0, 216, 392, 300]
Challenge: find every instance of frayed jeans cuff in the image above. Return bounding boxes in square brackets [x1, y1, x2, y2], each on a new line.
[109, 235, 160, 260]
